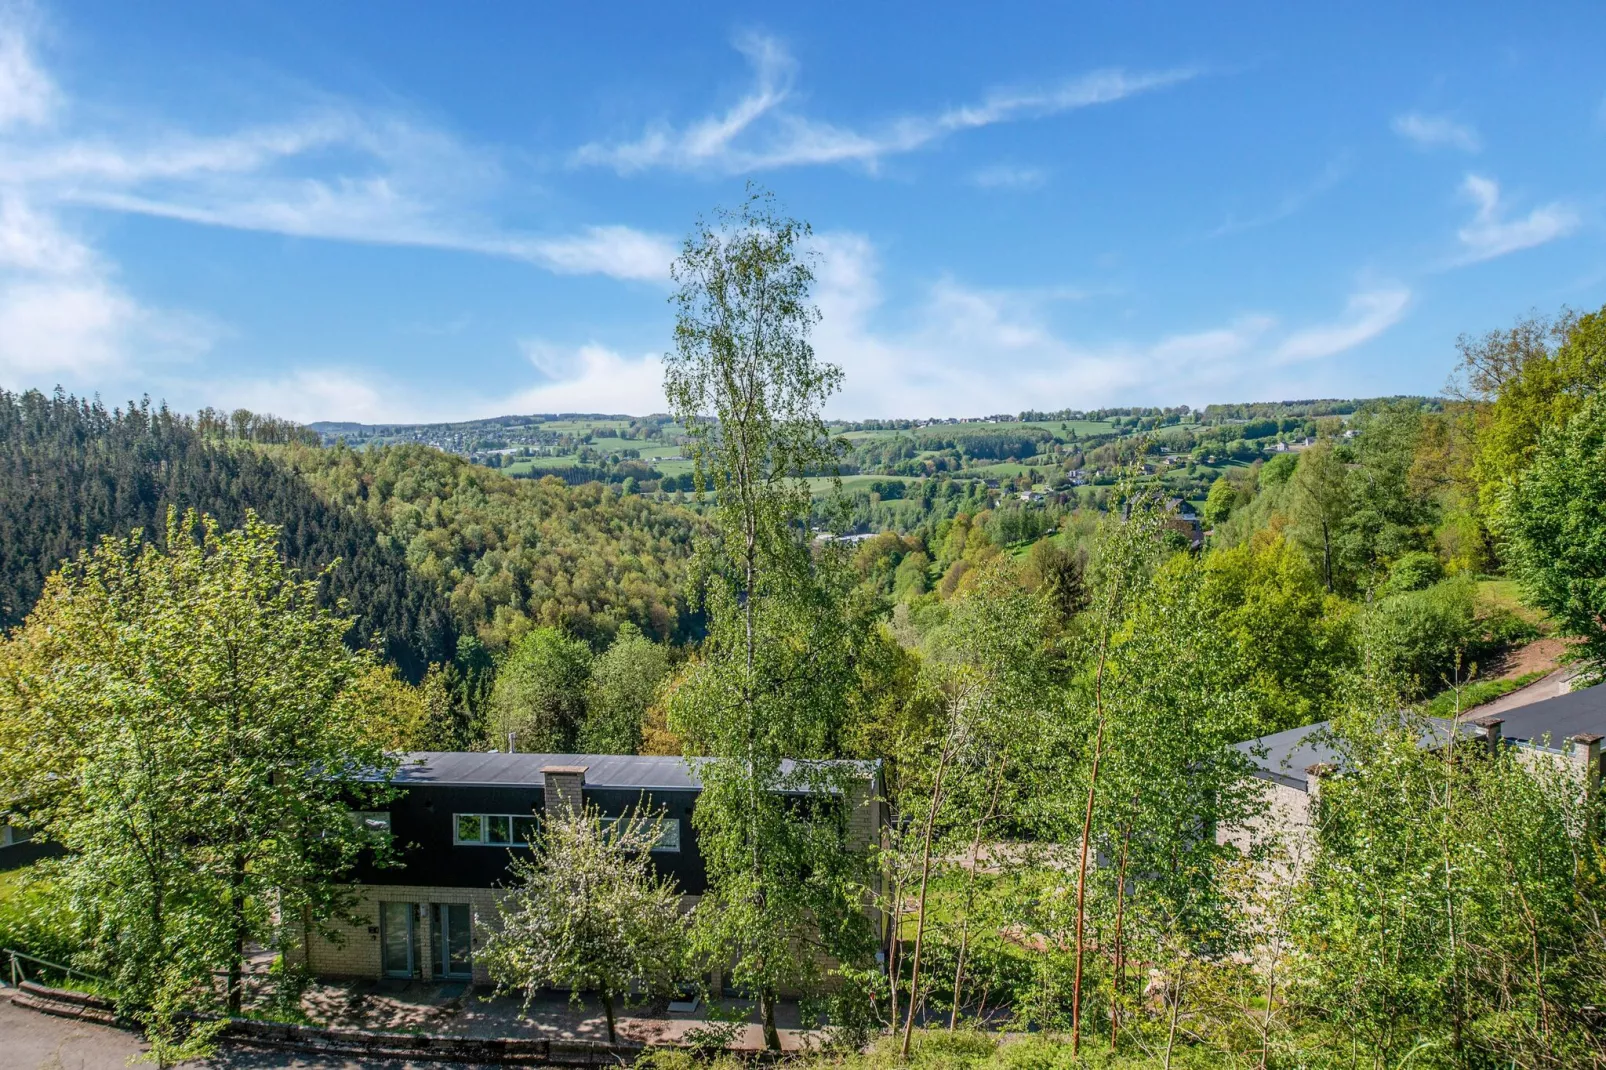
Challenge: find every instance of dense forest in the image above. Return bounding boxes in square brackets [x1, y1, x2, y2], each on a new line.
[0, 390, 702, 683]
[0, 390, 457, 680]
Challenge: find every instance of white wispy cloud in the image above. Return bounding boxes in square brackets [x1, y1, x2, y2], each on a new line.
[574, 34, 1195, 174]
[1455, 174, 1578, 264]
[0, 13, 672, 286]
[1206, 158, 1349, 239]
[970, 164, 1048, 190]
[1273, 287, 1411, 364]
[806, 233, 1409, 417]
[1392, 112, 1481, 153]
[0, 3, 55, 130]
[0, 6, 678, 402]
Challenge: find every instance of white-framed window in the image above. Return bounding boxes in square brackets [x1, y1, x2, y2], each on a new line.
[453, 813, 539, 847]
[601, 816, 681, 853]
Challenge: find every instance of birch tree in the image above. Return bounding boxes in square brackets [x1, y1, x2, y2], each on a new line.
[663, 187, 872, 1049]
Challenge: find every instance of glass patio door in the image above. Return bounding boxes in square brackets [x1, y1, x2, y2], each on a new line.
[380, 901, 415, 978]
[432, 902, 473, 979]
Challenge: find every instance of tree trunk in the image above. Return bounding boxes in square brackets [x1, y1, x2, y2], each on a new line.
[1070, 713, 1107, 1054]
[1163, 964, 1185, 1070]
[1259, 942, 1276, 1070]
[887, 870, 904, 1028]
[1072, 571, 1120, 1056]
[602, 988, 617, 1046]
[761, 986, 781, 1052]
[227, 847, 247, 1015]
[951, 756, 1005, 1030]
[1109, 822, 1131, 1050]
[1321, 520, 1332, 593]
[901, 737, 955, 1059]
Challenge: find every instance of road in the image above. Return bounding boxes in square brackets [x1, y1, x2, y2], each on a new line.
[0, 998, 494, 1070]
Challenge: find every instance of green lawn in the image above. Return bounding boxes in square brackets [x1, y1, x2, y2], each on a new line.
[963, 462, 1032, 478]
[537, 418, 630, 432]
[1474, 578, 1547, 628]
[1422, 670, 1547, 718]
[806, 474, 916, 495]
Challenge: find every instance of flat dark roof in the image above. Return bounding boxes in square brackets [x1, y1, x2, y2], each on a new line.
[384, 752, 877, 792]
[1484, 682, 1606, 751]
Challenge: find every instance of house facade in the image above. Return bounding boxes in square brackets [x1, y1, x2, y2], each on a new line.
[284, 752, 883, 986]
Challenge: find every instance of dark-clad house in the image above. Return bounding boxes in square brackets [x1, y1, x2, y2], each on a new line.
[286, 752, 884, 985]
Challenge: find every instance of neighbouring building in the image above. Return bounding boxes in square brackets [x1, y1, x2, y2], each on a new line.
[284, 752, 884, 986]
[1224, 683, 1606, 873]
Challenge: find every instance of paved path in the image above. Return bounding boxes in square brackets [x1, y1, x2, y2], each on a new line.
[1, 992, 825, 1067]
[0, 997, 492, 1069]
[1458, 667, 1576, 721]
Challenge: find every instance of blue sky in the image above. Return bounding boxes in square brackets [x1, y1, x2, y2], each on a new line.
[0, 1, 1601, 422]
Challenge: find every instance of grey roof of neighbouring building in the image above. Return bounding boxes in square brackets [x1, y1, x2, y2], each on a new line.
[1234, 683, 1606, 792]
[1234, 717, 1467, 792]
[384, 752, 877, 793]
[1482, 682, 1606, 752]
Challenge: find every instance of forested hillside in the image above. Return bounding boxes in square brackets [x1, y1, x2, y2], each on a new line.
[0, 391, 702, 681]
[0, 389, 457, 679]
[269, 441, 700, 649]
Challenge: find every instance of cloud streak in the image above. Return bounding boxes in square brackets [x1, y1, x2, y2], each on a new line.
[0, 14, 674, 284]
[1455, 174, 1577, 264]
[1392, 112, 1481, 153]
[575, 35, 1196, 174]
[805, 233, 1410, 417]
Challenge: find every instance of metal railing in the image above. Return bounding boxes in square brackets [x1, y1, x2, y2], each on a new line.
[3, 947, 111, 991]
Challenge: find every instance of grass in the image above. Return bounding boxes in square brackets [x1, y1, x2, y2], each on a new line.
[963, 463, 1032, 479]
[537, 419, 630, 432]
[806, 474, 917, 495]
[830, 420, 1118, 446]
[1422, 670, 1547, 718]
[1474, 578, 1548, 629]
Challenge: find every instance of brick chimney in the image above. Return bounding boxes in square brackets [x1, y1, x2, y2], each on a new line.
[1472, 716, 1504, 756]
[1570, 734, 1602, 793]
[542, 765, 587, 819]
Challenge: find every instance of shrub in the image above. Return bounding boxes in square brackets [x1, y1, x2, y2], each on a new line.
[1366, 579, 1477, 698]
[0, 862, 82, 969]
[1382, 551, 1444, 595]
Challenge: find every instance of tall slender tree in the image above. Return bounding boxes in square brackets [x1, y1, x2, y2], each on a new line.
[663, 187, 870, 1050]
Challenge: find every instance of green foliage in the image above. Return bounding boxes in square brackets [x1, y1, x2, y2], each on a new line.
[277, 441, 699, 651]
[492, 626, 594, 752]
[580, 623, 670, 754]
[1292, 689, 1606, 1067]
[1259, 451, 1298, 487]
[1202, 476, 1237, 528]
[0, 389, 457, 679]
[1383, 549, 1445, 594]
[481, 803, 688, 1044]
[1194, 531, 1356, 732]
[1504, 391, 1606, 682]
[0, 510, 396, 1021]
[1458, 307, 1604, 529]
[0, 862, 80, 967]
[1364, 578, 1479, 699]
